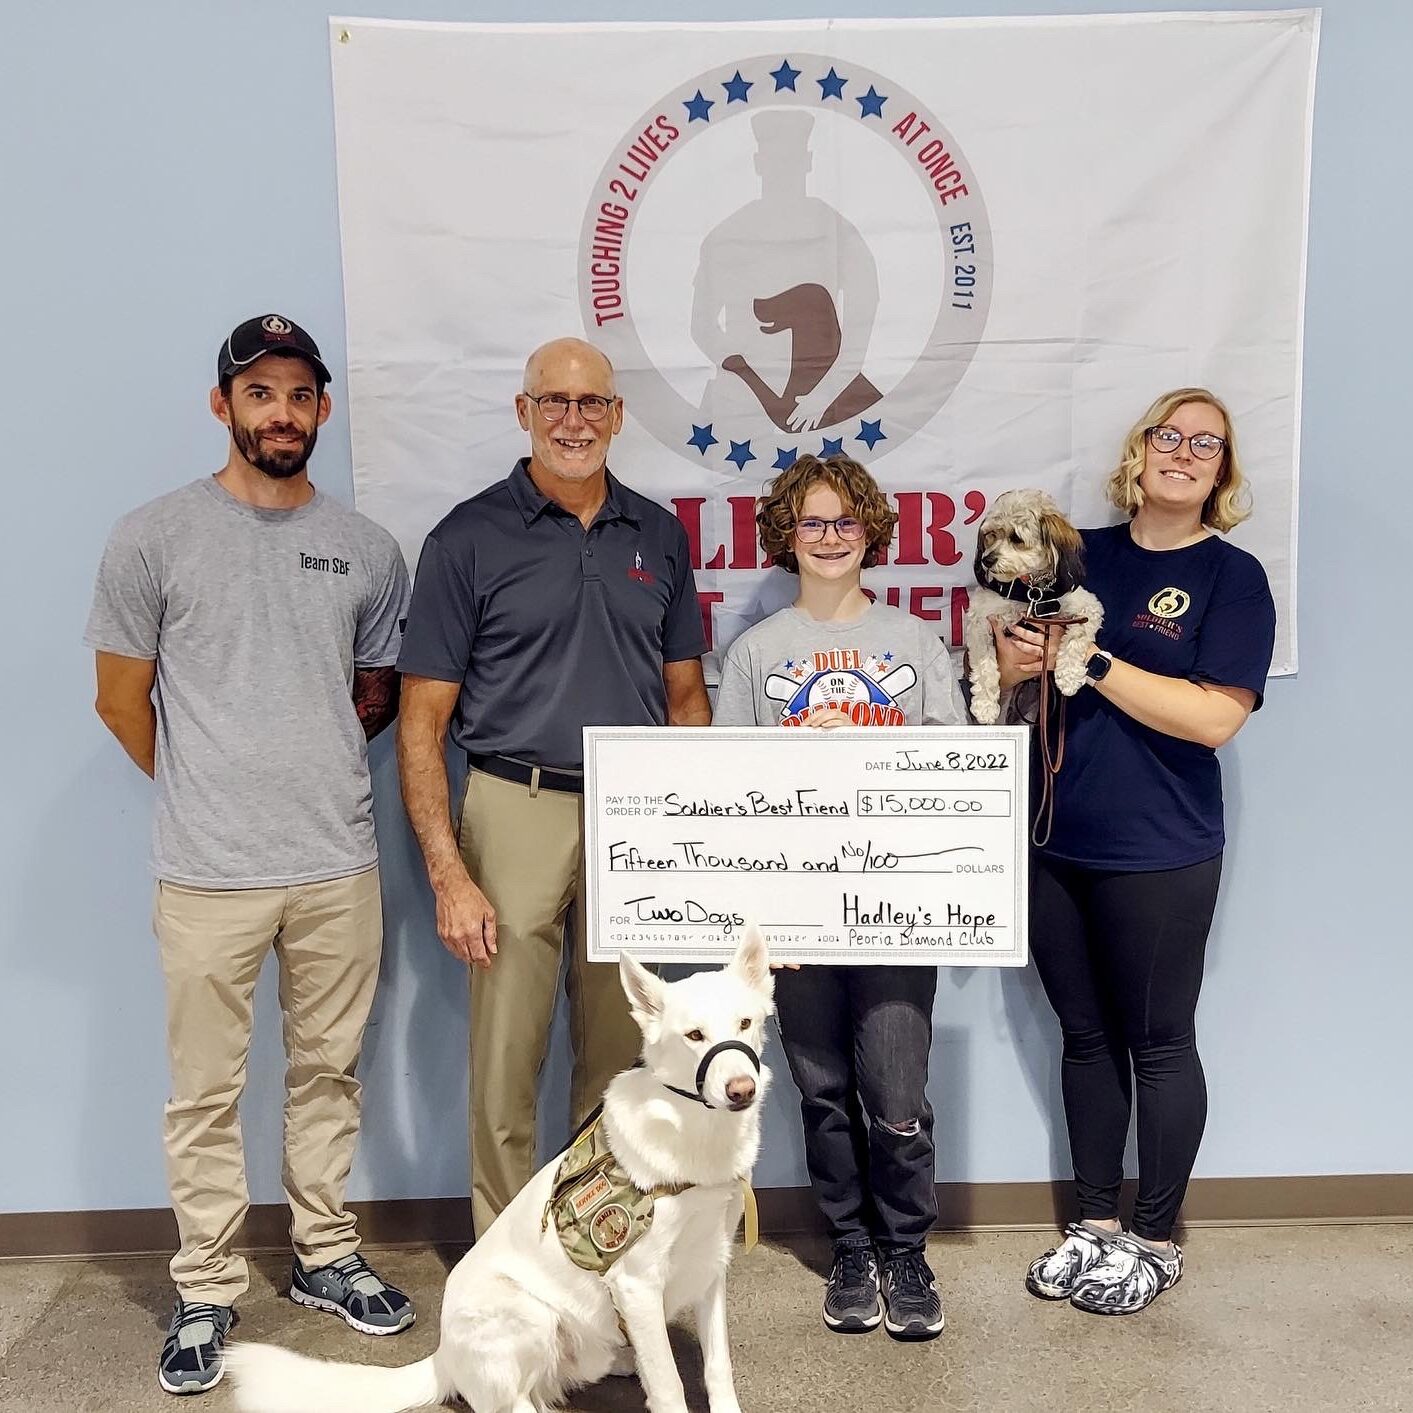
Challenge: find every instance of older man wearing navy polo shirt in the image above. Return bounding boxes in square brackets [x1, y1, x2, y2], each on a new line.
[397, 337, 711, 1236]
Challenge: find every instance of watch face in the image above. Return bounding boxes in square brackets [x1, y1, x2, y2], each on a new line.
[1086, 652, 1111, 681]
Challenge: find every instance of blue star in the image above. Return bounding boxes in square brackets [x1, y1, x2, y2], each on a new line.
[817, 67, 847, 101]
[770, 59, 801, 92]
[784, 659, 796, 672]
[684, 89, 714, 123]
[725, 440, 757, 471]
[883, 651, 894, 663]
[687, 424, 718, 455]
[723, 70, 753, 103]
[856, 418, 886, 450]
[856, 84, 887, 119]
[773, 446, 799, 471]
[820, 436, 845, 456]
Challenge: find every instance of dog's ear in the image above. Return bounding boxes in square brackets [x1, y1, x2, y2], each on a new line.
[728, 924, 771, 995]
[972, 524, 990, 586]
[619, 951, 664, 1025]
[1041, 507, 1085, 589]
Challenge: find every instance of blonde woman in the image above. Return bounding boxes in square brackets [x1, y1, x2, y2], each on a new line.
[996, 389, 1276, 1315]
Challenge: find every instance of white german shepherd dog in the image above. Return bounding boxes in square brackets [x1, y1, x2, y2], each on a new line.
[229, 929, 774, 1413]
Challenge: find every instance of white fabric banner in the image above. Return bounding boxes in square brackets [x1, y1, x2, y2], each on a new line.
[330, 11, 1317, 678]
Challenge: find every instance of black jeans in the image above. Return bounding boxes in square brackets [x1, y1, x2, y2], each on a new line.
[774, 964, 938, 1255]
[1030, 853, 1223, 1242]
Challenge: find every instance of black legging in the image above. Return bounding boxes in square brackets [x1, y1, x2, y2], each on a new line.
[1030, 852, 1222, 1242]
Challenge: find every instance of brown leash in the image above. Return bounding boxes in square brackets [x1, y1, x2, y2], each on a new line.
[1010, 613, 1089, 848]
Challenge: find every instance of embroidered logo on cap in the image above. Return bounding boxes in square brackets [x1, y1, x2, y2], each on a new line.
[262, 315, 293, 335]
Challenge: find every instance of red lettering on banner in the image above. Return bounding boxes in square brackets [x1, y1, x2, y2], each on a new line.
[888, 115, 970, 205]
[672, 495, 758, 570]
[892, 112, 931, 147]
[697, 591, 724, 651]
[888, 492, 966, 567]
[951, 587, 970, 646]
[909, 586, 945, 620]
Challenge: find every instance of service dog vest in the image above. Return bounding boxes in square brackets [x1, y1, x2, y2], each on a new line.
[543, 1107, 692, 1275]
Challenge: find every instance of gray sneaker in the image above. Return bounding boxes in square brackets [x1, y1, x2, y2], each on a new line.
[158, 1299, 234, 1396]
[290, 1253, 415, 1335]
[823, 1239, 883, 1333]
[880, 1250, 945, 1341]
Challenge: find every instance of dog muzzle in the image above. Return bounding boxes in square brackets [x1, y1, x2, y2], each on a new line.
[663, 1040, 762, 1109]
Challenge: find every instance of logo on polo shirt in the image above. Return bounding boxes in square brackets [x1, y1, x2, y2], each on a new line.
[1147, 587, 1190, 619]
[628, 549, 656, 585]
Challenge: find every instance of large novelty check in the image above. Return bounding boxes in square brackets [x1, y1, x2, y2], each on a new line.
[584, 727, 1029, 965]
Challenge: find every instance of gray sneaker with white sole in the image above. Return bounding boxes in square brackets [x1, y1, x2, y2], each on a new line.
[290, 1253, 415, 1335]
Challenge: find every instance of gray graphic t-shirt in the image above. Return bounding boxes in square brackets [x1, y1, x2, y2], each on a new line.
[714, 602, 966, 728]
[85, 477, 411, 887]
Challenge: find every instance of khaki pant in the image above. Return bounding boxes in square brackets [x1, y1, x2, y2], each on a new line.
[152, 867, 383, 1305]
[459, 769, 640, 1238]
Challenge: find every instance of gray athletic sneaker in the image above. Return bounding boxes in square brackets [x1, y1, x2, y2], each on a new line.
[158, 1299, 234, 1396]
[880, 1250, 945, 1341]
[290, 1252, 415, 1335]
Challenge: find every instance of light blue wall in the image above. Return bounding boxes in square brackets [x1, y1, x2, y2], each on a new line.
[3, 0, 1408, 1216]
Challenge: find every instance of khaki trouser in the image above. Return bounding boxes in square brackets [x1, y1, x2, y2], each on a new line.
[152, 867, 383, 1305]
[459, 768, 640, 1239]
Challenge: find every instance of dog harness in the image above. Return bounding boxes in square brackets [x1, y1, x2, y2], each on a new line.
[543, 1098, 761, 1278]
[543, 1106, 690, 1275]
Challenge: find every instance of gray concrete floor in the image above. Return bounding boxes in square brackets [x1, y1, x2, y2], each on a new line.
[1, 1227, 1410, 1412]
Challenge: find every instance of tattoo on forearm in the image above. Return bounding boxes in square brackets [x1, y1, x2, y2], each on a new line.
[353, 666, 400, 740]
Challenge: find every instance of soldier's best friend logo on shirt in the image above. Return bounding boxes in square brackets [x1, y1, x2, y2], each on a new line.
[1132, 585, 1193, 642]
[1147, 587, 1191, 619]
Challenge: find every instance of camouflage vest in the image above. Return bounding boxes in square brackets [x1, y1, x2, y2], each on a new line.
[543, 1107, 692, 1275]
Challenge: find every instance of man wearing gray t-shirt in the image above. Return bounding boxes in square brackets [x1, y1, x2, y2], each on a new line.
[86, 316, 415, 1397]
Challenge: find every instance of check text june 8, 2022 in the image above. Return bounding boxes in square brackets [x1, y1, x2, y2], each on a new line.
[584, 727, 1029, 965]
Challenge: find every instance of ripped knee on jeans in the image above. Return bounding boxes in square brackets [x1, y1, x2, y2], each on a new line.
[875, 1116, 922, 1138]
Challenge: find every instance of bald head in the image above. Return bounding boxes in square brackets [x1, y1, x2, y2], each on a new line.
[523, 338, 615, 397]
[516, 337, 623, 489]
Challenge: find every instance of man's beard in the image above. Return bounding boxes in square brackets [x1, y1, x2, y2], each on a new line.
[232, 418, 318, 479]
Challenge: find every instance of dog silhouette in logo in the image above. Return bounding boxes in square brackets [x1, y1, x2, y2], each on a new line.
[723, 285, 881, 433]
[692, 110, 881, 433]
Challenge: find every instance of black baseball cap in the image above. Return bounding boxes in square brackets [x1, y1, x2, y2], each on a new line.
[217, 314, 332, 386]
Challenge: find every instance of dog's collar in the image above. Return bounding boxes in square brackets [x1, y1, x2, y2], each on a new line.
[977, 570, 1073, 619]
[645, 1040, 762, 1110]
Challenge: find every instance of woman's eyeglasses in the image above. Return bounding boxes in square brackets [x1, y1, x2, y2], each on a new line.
[1146, 425, 1226, 461]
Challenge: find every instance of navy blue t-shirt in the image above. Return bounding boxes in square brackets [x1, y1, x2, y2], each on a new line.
[1040, 523, 1276, 871]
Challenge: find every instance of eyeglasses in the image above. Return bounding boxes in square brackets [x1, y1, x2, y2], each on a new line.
[1146, 425, 1226, 461]
[523, 392, 618, 423]
[794, 516, 866, 543]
